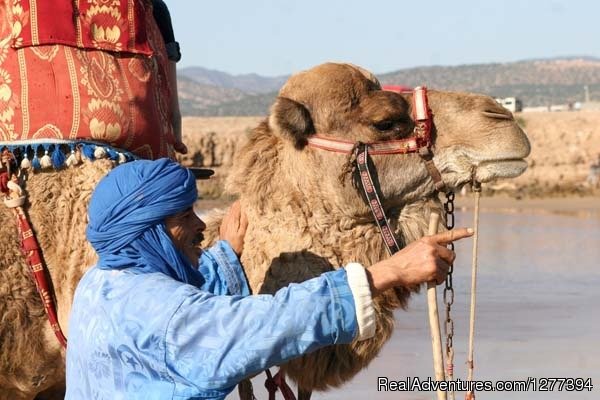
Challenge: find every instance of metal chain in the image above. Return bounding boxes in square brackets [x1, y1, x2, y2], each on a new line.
[443, 191, 456, 399]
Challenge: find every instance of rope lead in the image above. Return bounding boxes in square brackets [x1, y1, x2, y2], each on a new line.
[465, 181, 482, 400]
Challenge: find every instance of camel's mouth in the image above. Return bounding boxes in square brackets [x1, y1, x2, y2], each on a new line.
[473, 158, 528, 182]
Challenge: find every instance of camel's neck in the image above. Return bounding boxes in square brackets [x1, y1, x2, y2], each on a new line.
[264, 195, 441, 258]
[240, 185, 444, 293]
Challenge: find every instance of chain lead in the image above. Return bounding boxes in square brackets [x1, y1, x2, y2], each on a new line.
[443, 191, 456, 399]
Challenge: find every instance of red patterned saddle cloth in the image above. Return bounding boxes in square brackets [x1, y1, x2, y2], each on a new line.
[0, 0, 176, 160]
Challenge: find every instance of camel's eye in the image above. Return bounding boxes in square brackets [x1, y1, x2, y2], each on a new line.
[372, 119, 397, 132]
[371, 118, 411, 135]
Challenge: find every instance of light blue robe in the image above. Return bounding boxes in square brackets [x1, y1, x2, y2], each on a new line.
[66, 241, 358, 399]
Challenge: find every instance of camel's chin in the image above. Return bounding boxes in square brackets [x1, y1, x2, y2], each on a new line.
[474, 159, 528, 182]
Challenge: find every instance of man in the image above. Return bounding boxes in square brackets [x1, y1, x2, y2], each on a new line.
[66, 158, 472, 399]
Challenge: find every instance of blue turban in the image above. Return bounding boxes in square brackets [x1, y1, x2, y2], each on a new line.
[86, 158, 203, 287]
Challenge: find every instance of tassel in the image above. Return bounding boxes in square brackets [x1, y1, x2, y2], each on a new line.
[6, 179, 23, 197]
[106, 147, 119, 161]
[82, 144, 95, 161]
[117, 152, 127, 164]
[32, 154, 41, 170]
[52, 145, 66, 169]
[66, 144, 81, 167]
[20, 154, 31, 170]
[94, 146, 107, 159]
[66, 150, 77, 167]
[40, 145, 52, 169]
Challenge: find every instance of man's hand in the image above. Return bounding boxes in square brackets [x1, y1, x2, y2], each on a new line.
[366, 228, 474, 296]
[219, 201, 248, 257]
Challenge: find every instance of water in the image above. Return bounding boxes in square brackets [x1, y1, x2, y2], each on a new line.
[229, 211, 600, 399]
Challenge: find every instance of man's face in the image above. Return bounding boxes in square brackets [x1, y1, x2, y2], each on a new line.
[165, 207, 206, 268]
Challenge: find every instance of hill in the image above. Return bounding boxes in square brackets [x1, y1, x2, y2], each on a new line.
[177, 76, 248, 116]
[379, 58, 600, 107]
[177, 57, 600, 116]
[178, 66, 286, 94]
[184, 92, 277, 117]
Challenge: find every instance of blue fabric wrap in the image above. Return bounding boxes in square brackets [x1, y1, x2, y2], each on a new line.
[86, 158, 203, 287]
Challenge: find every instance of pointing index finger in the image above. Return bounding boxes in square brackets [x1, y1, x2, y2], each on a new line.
[429, 228, 474, 244]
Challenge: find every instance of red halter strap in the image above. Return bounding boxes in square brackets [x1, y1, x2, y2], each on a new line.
[305, 135, 420, 155]
[306, 86, 432, 155]
[264, 369, 297, 400]
[1, 164, 67, 348]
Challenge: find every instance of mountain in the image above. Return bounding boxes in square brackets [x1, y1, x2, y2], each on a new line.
[379, 57, 600, 107]
[178, 66, 287, 94]
[182, 91, 277, 117]
[177, 57, 600, 116]
[177, 76, 248, 116]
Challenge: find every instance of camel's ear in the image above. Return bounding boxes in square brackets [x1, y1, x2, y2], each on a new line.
[268, 97, 315, 148]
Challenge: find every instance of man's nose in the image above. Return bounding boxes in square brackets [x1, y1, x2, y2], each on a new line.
[193, 203, 205, 219]
[192, 204, 207, 231]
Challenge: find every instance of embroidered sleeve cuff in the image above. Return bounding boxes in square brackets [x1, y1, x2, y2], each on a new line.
[212, 241, 250, 296]
[345, 263, 376, 341]
[199, 241, 250, 296]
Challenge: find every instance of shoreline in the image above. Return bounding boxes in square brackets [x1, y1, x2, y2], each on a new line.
[197, 195, 600, 218]
[453, 195, 600, 218]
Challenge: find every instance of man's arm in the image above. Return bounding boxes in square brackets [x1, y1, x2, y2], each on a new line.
[165, 268, 359, 395]
[166, 227, 473, 395]
[184, 199, 473, 395]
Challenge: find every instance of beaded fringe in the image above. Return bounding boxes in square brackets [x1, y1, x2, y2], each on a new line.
[0, 142, 136, 172]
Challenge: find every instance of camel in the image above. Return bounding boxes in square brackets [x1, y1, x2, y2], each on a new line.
[0, 62, 530, 399]
[200, 62, 531, 394]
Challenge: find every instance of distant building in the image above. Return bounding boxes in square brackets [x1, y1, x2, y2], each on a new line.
[495, 97, 523, 113]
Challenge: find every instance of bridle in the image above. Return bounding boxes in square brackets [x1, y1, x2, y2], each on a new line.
[306, 86, 449, 256]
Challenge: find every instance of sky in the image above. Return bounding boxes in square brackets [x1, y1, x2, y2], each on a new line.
[164, 0, 600, 77]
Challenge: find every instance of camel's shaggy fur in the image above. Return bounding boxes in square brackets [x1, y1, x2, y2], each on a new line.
[203, 63, 530, 391]
[0, 63, 530, 399]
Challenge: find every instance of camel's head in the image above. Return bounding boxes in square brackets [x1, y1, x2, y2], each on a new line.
[233, 63, 530, 215]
